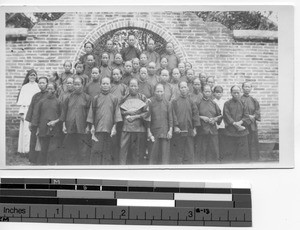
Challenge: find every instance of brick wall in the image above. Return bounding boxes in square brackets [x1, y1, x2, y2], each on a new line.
[5, 12, 278, 154]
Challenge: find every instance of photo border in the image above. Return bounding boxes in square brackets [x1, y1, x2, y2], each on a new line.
[0, 4, 294, 169]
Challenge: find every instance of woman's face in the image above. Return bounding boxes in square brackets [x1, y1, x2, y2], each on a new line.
[29, 73, 37, 82]
[38, 78, 47, 91]
[47, 84, 56, 95]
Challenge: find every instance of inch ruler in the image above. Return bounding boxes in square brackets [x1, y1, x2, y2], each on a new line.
[0, 178, 252, 227]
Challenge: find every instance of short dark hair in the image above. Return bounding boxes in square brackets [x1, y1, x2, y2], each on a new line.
[112, 68, 123, 76]
[84, 42, 94, 49]
[129, 78, 138, 85]
[38, 76, 49, 83]
[87, 54, 95, 60]
[63, 61, 72, 67]
[171, 68, 179, 75]
[160, 69, 169, 75]
[178, 80, 187, 88]
[92, 67, 100, 73]
[213, 85, 223, 93]
[47, 81, 57, 91]
[185, 62, 192, 68]
[66, 76, 74, 82]
[186, 68, 195, 74]
[154, 83, 165, 91]
[203, 84, 212, 91]
[114, 52, 122, 59]
[100, 76, 111, 84]
[74, 76, 84, 85]
[75, 61, 85, 70]
[101, 52, 109, 58]
[242, 81, 252, 88]
[230, 85, 241, 93]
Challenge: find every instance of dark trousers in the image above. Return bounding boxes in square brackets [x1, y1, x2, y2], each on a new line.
[38, 136, 50, 165]
[223, 135, 250, 163]
[170, 133, 194, 164]
[197, 134, 219, 164]
[119, 132, 147, 165]
[90, 132, 113, 165]
[37, 135, 61, 165]
[111, 122, 122, 164]
[61, 133, 91, 165]
[247, 129, 260, 161]
[29, 126, 39, 164]
[217, 129, 227, 162]
[149, 138, 170, 165]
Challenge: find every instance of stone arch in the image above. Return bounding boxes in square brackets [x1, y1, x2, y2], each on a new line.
[73, 18, 188, 63]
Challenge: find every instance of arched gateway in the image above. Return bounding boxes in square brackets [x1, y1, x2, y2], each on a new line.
[73, 19, 188, 62]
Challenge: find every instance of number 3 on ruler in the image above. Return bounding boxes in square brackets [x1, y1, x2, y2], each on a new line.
[188, 211, 193, 218]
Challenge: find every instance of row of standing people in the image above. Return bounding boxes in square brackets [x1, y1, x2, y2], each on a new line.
[17, 63, 260, 165]
[78, 36, 181, 74]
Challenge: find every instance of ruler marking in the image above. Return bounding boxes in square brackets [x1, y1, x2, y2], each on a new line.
[0, 178, 251, 227]
[128, 206, 130, 220]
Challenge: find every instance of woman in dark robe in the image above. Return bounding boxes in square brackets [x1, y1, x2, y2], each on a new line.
[31, 82, 61, 165]
[60, 77, 91, 165]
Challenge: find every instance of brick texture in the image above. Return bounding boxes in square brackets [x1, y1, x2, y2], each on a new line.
[6, 12, 278, 154]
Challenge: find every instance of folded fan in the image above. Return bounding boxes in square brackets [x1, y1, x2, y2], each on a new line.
[120, 98, 146, 112]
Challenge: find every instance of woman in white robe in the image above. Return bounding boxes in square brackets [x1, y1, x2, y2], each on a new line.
[16, 69, 40, 154]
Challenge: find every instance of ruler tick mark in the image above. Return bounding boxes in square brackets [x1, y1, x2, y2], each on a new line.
[0, 178, 251, 227]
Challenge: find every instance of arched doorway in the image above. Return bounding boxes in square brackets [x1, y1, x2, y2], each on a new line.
[93, 27, 167, 58]
[73, 19, 188, 62]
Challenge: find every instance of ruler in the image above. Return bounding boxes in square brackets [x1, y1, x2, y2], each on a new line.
[0, 178, 252, 227]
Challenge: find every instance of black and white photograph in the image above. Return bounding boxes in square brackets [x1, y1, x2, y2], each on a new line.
[2, 6, 293, 168]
